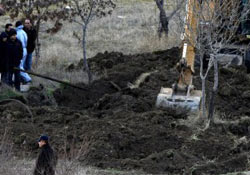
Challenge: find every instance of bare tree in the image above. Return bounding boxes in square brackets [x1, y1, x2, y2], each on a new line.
[183, 0, 250, 119]
[1, 0, 68, 66]
[66, 0, 115, 84]
[155, 0, 185, 38]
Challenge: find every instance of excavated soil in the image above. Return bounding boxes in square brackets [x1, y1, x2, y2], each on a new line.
[1, 47, 250, 174]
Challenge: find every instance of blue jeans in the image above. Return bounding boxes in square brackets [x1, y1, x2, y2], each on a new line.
[19, 49, 32, 83]
[24, 53, 33, 71]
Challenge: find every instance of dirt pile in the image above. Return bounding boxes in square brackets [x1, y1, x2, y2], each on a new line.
[1, 47, 250, 174]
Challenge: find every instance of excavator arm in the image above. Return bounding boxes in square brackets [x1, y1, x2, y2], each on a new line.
[156, 0, 249, 111]
[156, 0, 202, 111]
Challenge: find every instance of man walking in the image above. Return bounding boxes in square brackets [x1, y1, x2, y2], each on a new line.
[16, 20, 32, 84]
[24, 19, 37, 71]
[6, 29, 23, 91]
[34, 135, 57, 175]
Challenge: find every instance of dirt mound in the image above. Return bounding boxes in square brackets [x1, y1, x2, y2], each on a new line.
[216, 66, 250, 117]
[192, 65, 250, 119]
[25, 84, 57, 106]
[1, 47, 250, 174]
[55, 48, 181, 111]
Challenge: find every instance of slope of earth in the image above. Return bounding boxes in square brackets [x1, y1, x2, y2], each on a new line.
[1, 48, 250, 174]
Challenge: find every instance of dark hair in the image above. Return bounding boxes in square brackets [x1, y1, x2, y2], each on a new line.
[5, 23, 12, 29]
[8, 29, 17, 37]
[15, 21, 22, 27]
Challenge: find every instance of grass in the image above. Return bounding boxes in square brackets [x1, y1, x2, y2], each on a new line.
[0, 85, 23, 101]
[34, 0, 183, 87]
[0, 2, 183, 174]
[0, 1, 184, 87]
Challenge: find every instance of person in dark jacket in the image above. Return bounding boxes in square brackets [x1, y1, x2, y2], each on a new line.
[34, 135, 57, 175]
[6, 29, 23, 91]
[5, 23, 13, 37]
[24, 19, 37, 71]
[0, 32, 9, 84]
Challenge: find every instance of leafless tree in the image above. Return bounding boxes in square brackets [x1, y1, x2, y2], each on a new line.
[183, 0, 250, 119]
[1, 0, 68, 66]
[155, 0, 185, 38]
[65, 0, 115, 84]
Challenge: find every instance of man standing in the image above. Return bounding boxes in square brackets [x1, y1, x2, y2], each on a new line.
[6, 29, 23, 91]
[16, 20, 32, 84]
[34, 135, 57, 175]
[5, 23, 13, 37]
[24, 19, 37, 71]
[0, 32, 8, 84]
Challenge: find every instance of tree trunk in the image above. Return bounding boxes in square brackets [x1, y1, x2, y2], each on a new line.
[155, 0, 169, 37]
[201, 77, 206, 117]
[200, 52, 206, 117]
[34, 19, 41, 68]
[208, 55, 218, 120]
[82, 24, 92, 84]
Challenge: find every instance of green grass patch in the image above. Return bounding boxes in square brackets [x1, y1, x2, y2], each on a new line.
[46, 87, 56, 97]
[0, 88, 23, 101]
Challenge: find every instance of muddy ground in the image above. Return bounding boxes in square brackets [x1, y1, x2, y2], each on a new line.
[1, 47, 250, 174]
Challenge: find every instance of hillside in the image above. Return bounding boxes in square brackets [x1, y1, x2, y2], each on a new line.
[1, 47, 250, 174]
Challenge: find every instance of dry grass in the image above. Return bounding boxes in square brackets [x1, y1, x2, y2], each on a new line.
[35, 0, 183, 86]
[0, 158, 144, 175]
[0, 130, 144, 175]
[0, 128, 144, 175]
[0, 1, 183, 87]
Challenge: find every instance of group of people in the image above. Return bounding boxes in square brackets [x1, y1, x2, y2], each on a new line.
[0, 19, 37, 91]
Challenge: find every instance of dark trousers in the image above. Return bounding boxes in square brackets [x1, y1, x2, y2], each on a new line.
[9, 70, 20, 91]
[24, 53, 33, 71]
[1, 72, 11, 85]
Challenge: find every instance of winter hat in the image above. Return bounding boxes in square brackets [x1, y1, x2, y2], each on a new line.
[8, 29, 17, 37]
[15, 21, 22, 27]
[0, 32, 8, 39]
[38, 135, 49, 142]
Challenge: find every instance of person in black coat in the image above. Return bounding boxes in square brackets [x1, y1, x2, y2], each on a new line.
[24, 19, 37, 71]
[34, 135, 57, 175]
[6, 29, 23, 91]
[0, 32, 8, 84]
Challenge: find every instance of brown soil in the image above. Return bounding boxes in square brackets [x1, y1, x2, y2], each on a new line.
[1, 47, 250, 174]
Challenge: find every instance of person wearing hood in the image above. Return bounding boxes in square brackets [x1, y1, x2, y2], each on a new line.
[5, 29, 23, 91]
[16, 21, 32, 84]
[0, 32, 9, 84]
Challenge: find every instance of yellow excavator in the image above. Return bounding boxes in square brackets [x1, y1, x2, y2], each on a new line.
[156, 0, 250, 112]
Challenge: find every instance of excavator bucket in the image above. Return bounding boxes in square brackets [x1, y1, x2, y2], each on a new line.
[156, 87, 202, 112]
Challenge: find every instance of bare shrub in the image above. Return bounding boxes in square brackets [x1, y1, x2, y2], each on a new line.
[0, 128, 33, 175]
